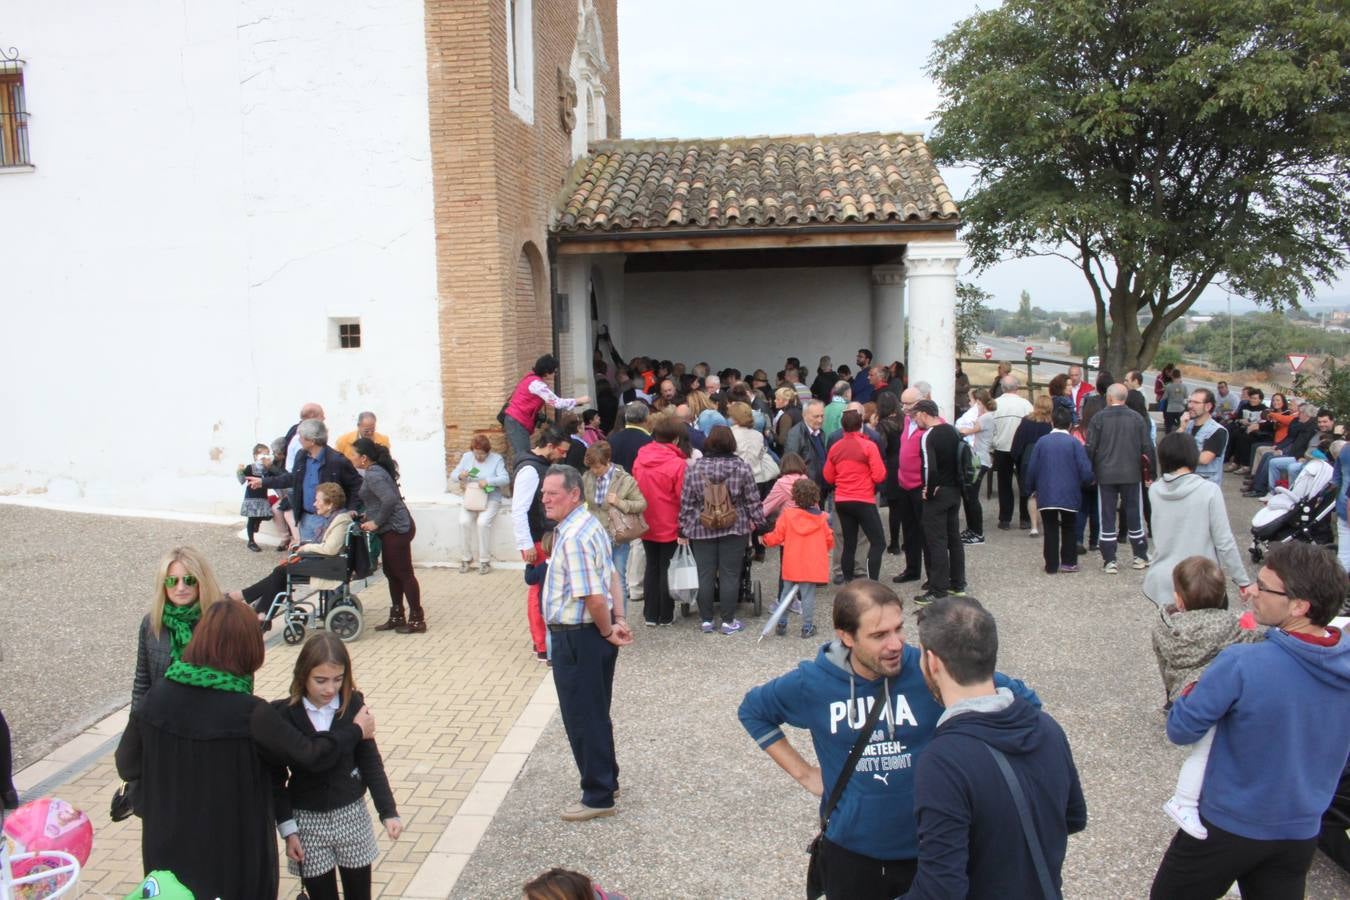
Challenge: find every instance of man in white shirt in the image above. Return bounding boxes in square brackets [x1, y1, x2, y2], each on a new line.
[990, 376, 1033, 530]
[511, 427, 573, 661]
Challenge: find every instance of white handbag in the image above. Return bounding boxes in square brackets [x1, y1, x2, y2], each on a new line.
[463, 482, 489, 512]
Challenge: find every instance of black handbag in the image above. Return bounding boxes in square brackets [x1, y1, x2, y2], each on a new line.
[805, 687, 889, 899]
[110, 779, 138, 822]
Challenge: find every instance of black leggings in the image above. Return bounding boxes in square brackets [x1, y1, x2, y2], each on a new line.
[1, 708, 16, 800]
[962, 466, 989, 536]
[836, 501, 886, 580]
[303, 864, 371, 900]
[246, 516, 267, 541]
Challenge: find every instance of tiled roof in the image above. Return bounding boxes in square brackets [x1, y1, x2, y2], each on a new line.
[555, 132, 959, 234]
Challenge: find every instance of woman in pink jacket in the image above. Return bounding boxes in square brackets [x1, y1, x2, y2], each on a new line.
[823, 410, 887, 581]
[632, 416, 688, 626]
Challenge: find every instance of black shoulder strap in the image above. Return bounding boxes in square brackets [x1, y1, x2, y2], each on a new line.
[986, 744, 1058, 900]
[820, 688, 888, 830]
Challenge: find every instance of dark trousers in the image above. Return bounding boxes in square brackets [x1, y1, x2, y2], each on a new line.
[1040, 509, 1077, 572]
[1075, 487, 1099, 547]
[550, 626, 620, 809]
[1098, 482, 1147, 563]
[1225, 422, 1249, 462]
[503, 416, 533, 461]
[818, 836, 917, 900]
[381, 521, 423, 621]
[1, 708, 15, 800]
[242, 567, 290, 611]
[1150, 816, 1317, 900]
[1163, 411, 1182, 433]
[895, 486, 927, 577]
[642, 539, 678, 624]
[836, 501, 886, 580]
[691, 533, 744, 623]
[962, 466, 989, 536]
[303, 865, 371, 900]
[245, 516, 266, 542]
[886, 495, 902, 550]
[993, 449, 1028, 525]
[921, 487, 964, 592]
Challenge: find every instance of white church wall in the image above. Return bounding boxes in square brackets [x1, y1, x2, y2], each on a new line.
[622, 267, 876, 375]
[1, 1, 444, 514]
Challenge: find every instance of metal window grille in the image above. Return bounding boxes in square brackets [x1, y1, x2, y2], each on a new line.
[0, 49, 29, 168]
[338, 322, 361, 349]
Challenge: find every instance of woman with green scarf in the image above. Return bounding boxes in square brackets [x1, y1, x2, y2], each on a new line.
[131, 547, 223, 711]
[117, 600, 376, 899]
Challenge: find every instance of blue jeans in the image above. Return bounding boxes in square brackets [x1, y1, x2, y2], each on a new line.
[1267, 456, 1303, 493]
[780, 581, 818, 629]
[611, 541, 631, 617]
[298, 512, 330, 543]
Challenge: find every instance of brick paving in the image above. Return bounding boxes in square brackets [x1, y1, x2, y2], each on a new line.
[15, 567, 545, 898]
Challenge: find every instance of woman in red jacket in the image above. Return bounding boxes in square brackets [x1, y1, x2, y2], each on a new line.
[823, 409, 887, 581]
[632, 416, 688, 626]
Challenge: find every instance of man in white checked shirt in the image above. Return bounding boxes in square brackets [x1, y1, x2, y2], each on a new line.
[539, 464, 634, 822]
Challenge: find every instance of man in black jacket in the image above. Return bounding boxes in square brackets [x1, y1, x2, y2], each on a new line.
[903, 597, 1086, 899]
[1245, 402, 1319, 498]
[1085, 384, 1156, 574]
[254, 419, 361, 545]
[810, 356, 838, 402]
[913, 400, 965, 606]
[607, 402, 653, 473]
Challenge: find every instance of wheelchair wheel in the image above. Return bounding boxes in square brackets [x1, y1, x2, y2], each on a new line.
[283, 621, 306, 645]
[752, 581, 763, 617]
[325, 605, 364, 642]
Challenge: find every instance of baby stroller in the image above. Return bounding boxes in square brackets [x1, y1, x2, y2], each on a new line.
[1249, 457, 1338, 564]
[677, 540, 763, 618]
[262, 522, 382, 644]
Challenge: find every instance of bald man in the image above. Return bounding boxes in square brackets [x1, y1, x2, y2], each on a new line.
[1084, 384, 1156, 573]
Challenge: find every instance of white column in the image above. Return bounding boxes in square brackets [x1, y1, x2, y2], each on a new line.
[904, 241, 968, 421]
[871, 264, 906, 371]
[557, 255, 595, 404]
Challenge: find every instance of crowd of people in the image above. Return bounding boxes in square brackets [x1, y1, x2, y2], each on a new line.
[497, 346, 1350, 898]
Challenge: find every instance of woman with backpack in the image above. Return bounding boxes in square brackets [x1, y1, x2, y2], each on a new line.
[677, 425, 765, 635]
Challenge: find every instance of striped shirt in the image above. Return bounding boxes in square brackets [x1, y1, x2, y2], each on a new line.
[541, 503, 616, 625]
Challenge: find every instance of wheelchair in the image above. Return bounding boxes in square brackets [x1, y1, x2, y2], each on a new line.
[261, 523, 381, 645]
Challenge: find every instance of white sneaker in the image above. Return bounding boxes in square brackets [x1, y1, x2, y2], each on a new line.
[1103, 561, 1119, 574]
[1163, 798, 1208, 840]
[1029, 529, 1039, 537]
[1132, 556, 1149, 569]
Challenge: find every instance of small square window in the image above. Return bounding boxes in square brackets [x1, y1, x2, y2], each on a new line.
[329, 317, 361, 350]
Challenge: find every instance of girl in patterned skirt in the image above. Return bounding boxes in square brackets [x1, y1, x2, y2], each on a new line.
[273, 633, 401, 899]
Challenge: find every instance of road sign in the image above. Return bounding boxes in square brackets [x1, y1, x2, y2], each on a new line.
[983, 348, 993, 360]
[1288, 354, 1308, 373]
[1025, 345, 1034, 357]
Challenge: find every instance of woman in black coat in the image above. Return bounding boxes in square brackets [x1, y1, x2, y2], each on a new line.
[116, 601, 375, 900]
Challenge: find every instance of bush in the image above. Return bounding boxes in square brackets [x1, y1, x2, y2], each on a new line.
[1067, 325, 1097, 358]
[1293, 358, 1350, 423]
[1153, 343, 1183, 370]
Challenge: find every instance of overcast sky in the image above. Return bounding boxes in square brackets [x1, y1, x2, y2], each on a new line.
[615, 0, 1346, 313]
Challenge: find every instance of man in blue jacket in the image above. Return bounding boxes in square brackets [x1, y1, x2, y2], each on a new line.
[902, 596, 1086, 899]
[1150, 541, 1350, 898]
[737, 580, 1040, 899]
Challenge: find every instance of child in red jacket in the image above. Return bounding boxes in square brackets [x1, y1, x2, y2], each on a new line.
[762, 478, 833, 638]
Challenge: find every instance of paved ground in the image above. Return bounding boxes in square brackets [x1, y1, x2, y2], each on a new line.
[453, 479, 1350, 899]
[7, 554, 545, 898]
[0, 505, 287, 769]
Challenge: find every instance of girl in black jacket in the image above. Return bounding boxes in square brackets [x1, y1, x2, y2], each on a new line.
[274, 634, 400, 900]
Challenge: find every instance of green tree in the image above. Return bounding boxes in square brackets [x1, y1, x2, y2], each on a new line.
[1294, 358, 1350, 422]
[1068, 324, 1098, 357]
[1010, 289, 1035, 336]
[927, 0, 1350, 376]
[955, 281, 991, 354]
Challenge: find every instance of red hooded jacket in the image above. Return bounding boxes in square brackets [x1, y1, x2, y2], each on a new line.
[763, 506, 834, 584]
[823, 431, 886, 503]
[632, 441, 687, 542]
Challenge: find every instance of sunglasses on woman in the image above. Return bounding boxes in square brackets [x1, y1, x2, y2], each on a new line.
[164, 574, 199, 588]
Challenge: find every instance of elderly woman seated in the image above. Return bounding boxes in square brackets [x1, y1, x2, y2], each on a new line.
[225, 482, 354, 626]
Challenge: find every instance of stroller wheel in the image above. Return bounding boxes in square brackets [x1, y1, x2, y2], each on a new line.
[325, 605, 365, 642]
[283, 622, 306, 645]
[752, 581, 763, 617]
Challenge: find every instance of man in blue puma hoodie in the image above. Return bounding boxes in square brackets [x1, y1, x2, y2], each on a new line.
[1150, 541, 1350, 898]
[737, 580, 1040, 899]
[902, 596, 1086, 899]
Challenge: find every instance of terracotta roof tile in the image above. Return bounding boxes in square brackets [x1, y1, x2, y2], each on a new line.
[555, 133, 959, 234]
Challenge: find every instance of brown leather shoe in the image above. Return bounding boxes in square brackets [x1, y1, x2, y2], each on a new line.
[395, 617, 427, 634]
[374, 608, 405, 632]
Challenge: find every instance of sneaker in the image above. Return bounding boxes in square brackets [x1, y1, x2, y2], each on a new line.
[1103, 561, 1119, 574]
[1132, 557, 1149, 569]
[997, 522, 1011, 531]
[1060, 564, 1080, 573]
[644, 620, 658, 627]
[720, 620, 744, 635]
[480, 561, 491, 575]
[536, 650, 548, 662]
[1075, 544, 1088, 555]
[561, 803, 616, 823]
[832, 574, 847, 585]
[912, 590, 947, 608]
[701, 621, 715, 634]
[1162, 798, 1209, 840]
[775, 618, 788, 636]
[459, 560, 471, 574]
[962, 533, 986, 545]
[1029, 529, 1039, 537]
[801, 623, 817, 639]
[892, 570, 922, 584]
[948, 588, 967, 597]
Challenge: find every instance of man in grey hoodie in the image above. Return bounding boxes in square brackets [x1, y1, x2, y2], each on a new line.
[1085, 384, 1157, 574]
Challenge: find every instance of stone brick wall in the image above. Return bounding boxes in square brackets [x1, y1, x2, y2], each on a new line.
[424, 0, 620, 473]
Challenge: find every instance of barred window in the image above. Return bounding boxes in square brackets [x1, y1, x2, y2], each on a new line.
[0, 55, 30, 168]
[330, 317, 361, 350]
